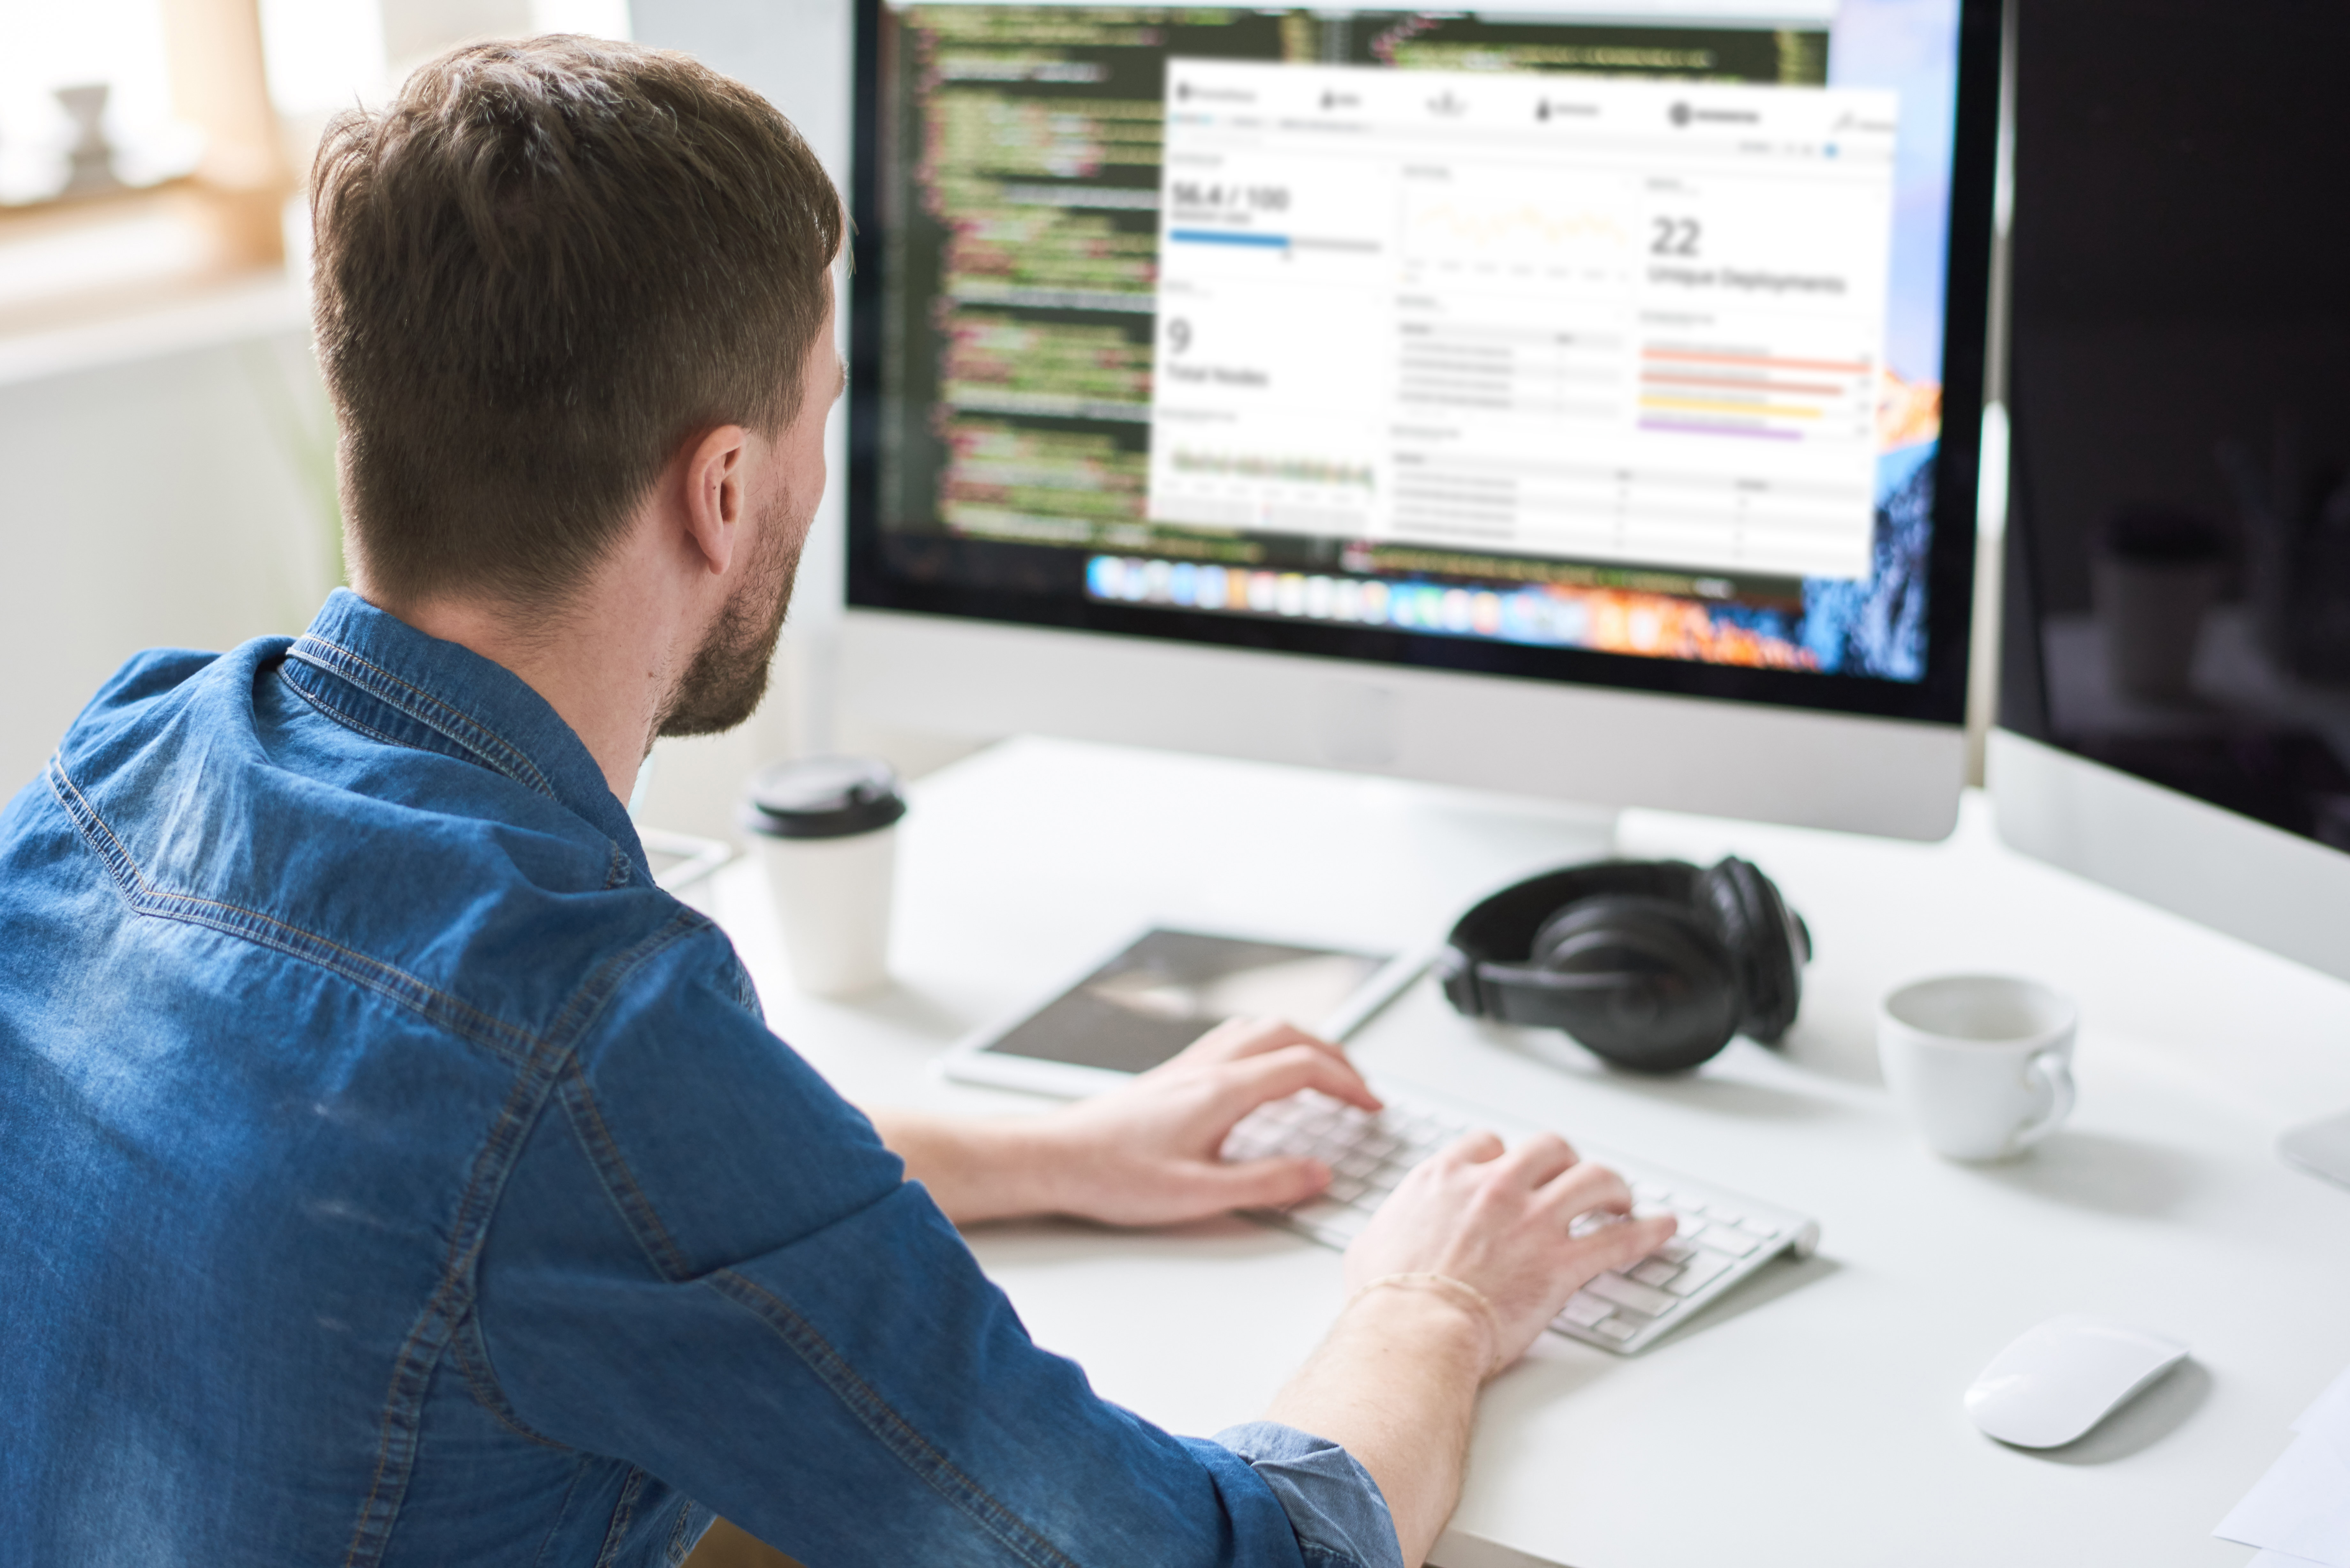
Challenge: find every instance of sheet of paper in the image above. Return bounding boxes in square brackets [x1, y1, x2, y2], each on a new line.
[2214, 1433, 2350, 1566]
[2251, 1552, 2335, 1568]
[2294, 1365, 2350, 1465]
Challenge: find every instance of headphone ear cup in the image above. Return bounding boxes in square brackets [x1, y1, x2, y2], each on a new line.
[1700, 856, 1805, 1043]
[1528, 895, 1742, 1072]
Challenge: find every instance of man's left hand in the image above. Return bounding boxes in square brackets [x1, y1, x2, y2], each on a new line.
[1028, 1016, 1381, 1226]
[868, 1017, 1379, 1227]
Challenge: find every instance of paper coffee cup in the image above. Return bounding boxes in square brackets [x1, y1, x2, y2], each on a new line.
[742, 757, 906, 998]
[1879, 975, 2077, 1162]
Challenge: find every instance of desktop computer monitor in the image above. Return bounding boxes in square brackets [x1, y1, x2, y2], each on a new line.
[838, 0, 2004, 839]
[1991, 0, 2350, 1177]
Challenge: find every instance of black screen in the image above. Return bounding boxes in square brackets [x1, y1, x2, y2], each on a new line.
[2004, 0, 2350, 848]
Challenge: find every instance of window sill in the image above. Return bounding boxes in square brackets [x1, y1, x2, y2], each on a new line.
[0, 266, 309, 390]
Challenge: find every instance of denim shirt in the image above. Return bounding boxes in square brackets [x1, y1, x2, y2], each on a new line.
[0, 590, 1403, 1568]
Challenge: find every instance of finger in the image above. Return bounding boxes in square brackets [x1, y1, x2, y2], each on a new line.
[1573, 1212, 1678, 1278]
[1495, 1131, 1580, 1189]
[1537, 1160, 1634, 1220]
[1437, 1129, 1506, 1165]
[1179, 1016, 1348, 1068]
[1193, 1154, 1332, 1213]
[1213, 1042, 1383, 1117]
[1171, 1016, 1280, 1065]
[1214, 1017, 1354, 1067]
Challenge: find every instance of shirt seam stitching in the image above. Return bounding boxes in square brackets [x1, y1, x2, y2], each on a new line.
[663, 1500, 708, 1566]
[337, 1040, 569, 1567]
[449, 1304, 572, 1451]
[702, 1267, 1085, 1568]
[45, 756, 541, 1065]
[559, 1059, 697, 1281]
[591, 1467, 650, 1568]
[289, 634, 551, 793]
[554, 1060, 1087, 1568]
[528, 1460, 601, 1568]
[287, 635, 557, 800]
[278, 667, 640, 897]
[339, 913, 703, 1568]
[39, 749, 703, 1566]
[277, 665, 417, 753]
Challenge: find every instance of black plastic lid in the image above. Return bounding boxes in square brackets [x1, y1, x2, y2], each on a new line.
[741, 756, 906, 840]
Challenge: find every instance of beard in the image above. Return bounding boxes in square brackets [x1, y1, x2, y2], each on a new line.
[653, 491, 802, 739]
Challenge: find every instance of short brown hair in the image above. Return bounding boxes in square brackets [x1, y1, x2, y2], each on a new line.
[311, 36, 842, 609]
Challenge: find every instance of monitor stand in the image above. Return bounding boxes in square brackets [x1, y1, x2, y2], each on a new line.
[2280, 1110, 2350, 1191]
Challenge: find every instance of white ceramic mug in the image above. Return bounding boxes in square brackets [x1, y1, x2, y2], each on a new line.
[1878, 976, 2077, 1161]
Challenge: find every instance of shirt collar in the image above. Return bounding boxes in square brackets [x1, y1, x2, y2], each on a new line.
[284, 588, 649, 878]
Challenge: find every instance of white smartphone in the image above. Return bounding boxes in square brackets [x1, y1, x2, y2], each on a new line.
[940, 926, 1428, 1099]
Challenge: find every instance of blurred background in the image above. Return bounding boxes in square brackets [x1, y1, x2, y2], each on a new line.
[0, 0, 982, 851]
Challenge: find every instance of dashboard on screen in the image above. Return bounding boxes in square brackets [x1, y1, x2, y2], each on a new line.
[845, 0, 1997, 725]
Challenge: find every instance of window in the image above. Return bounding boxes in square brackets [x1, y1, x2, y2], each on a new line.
[0, 0, 632, 334]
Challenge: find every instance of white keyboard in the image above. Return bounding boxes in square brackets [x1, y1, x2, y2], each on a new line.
[1220, 1086, 1821, 1354]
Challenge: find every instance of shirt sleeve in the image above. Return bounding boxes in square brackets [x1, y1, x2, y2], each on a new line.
[1212, 1423, 1405, 1568]
[474, 926, 1378, 1568]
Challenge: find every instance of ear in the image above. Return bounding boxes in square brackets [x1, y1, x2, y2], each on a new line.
[680, 424, 752, 577]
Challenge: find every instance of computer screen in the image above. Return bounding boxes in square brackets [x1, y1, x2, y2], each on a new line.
[2003, 0, 2350, 855]
[845, 0, 1995, 727]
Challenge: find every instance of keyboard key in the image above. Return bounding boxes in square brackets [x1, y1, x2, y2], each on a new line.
[1557, 1291, 1615, 1327]
[1629, 1258, 1682, 1288]
[1287, 1197, 1368, 1243]
[1584, 1271, 1677, 1318]
[1228, 1089, 1817, 1354]
[1664, 1252, 1733, 1295]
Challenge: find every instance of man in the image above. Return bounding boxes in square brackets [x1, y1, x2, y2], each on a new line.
[0, 36, 1669, 1568]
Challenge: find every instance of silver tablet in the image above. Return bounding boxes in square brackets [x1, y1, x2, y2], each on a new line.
[940, 927, 1427, 1099]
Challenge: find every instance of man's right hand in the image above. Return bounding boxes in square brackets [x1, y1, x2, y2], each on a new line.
[1343, 1131, 1677, 1371]
[1262, 1130, 1679, 1565]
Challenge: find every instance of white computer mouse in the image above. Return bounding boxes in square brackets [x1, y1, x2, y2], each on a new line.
[1963, 1314, 2190, 1449]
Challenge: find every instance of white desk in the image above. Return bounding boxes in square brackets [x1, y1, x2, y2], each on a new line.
[698, 736, 2350, 1568]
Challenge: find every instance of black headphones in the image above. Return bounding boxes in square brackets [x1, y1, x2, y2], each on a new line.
[1437, 857, 1812, 1073]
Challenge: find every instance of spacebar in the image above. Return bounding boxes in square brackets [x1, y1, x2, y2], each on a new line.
[1283, 1197, 1369, 1242]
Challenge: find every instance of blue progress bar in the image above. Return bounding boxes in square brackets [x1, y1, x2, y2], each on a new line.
[1169, 229, 1290, 248]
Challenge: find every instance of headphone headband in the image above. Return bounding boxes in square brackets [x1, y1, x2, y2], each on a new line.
[1440, 857, 1807, 1072]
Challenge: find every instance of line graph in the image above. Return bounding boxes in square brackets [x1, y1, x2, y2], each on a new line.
[1402, 170, 1633, 269]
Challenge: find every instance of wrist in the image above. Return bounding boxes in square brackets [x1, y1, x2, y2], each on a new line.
[958, 1113, 1080, 1221]
[879, 1109, 1074, 1224]
[1337, 1275, 1500, 1382]
[999, 1110, 1088, 1218]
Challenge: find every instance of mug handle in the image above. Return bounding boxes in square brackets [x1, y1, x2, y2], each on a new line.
[2014, 1051, 2076, 1150]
